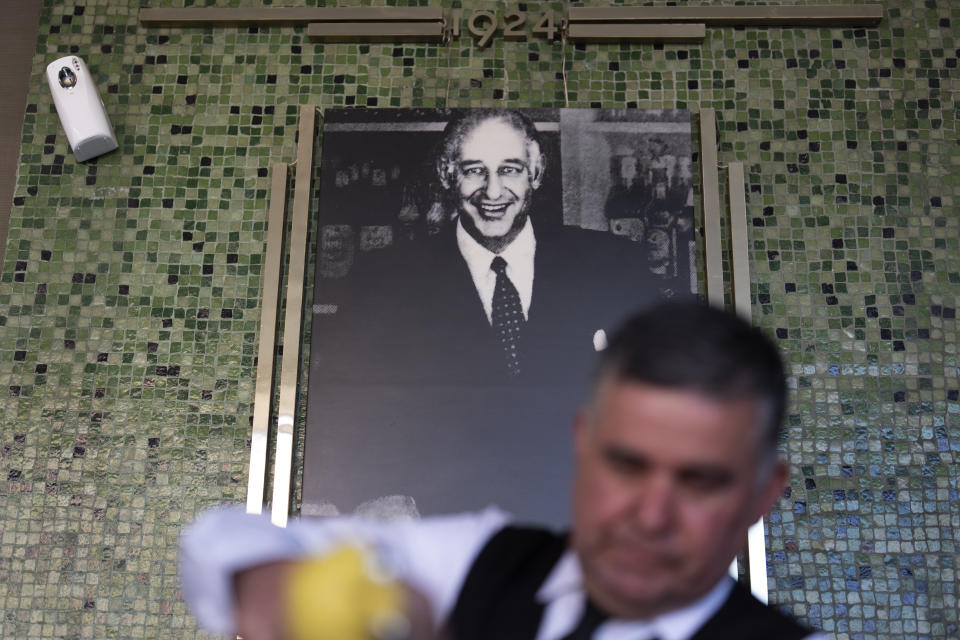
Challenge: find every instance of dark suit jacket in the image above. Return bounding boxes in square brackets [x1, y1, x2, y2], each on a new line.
[451, 526, 812, 640]
[312, 223, 664, 387]
[303, 223, 681, 524]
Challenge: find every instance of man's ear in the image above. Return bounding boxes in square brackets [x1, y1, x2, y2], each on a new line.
[528, 144, 545, 190]
[752, 458, 789, 521]
[437, 158, 455, 190]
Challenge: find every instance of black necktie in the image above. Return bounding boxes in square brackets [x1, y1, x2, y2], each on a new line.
[490, 256, 524, 377]
[561, 599, 609, 640]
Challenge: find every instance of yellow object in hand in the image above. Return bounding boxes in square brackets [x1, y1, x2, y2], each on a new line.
[284, 545, 409, 640]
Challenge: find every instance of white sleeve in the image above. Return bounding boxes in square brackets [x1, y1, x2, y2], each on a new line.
[179, 505, 510, 636]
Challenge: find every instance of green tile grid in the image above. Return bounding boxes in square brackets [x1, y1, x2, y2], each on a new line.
[0, 0, 957, 638]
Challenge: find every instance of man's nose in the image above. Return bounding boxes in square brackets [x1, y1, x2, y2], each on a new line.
[484, 172, 503, 199]
[632, 474, 675, 534]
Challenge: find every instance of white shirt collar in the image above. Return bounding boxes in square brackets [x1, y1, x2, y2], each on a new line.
[455, 216, 536, 323]
[535, 550, 735, 640]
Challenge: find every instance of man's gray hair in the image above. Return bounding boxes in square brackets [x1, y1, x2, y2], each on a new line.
[436, 109, 545, 189]
[592, 302, 788, 462]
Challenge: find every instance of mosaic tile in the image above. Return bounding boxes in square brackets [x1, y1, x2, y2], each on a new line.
[0, 0, 957, 638]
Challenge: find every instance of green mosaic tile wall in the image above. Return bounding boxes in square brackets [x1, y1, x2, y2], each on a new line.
[0, 1, 957, 638]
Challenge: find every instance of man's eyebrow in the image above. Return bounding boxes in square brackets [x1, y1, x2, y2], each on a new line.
[601, 444, 735, 485]
[458, 158, 527, 166]
[601, 443, 650, 468]
[674, 464, 735, 487]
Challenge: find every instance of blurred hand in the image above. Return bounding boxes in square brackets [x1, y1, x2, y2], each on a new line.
[234, 560, 291, 640]
[233, 550, 439, 640]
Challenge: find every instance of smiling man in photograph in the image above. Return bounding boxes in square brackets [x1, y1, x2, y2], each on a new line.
[303, 109, 668, 524]
[315, 108, 660, 387]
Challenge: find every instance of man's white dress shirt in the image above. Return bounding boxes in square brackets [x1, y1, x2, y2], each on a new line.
[456, 217, 536, 323]
[180, 507, 829, 640]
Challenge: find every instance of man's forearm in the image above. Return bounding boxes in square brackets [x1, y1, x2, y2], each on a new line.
[180, 506, 509, 637]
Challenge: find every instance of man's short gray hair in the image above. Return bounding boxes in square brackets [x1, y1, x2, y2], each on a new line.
[436, 109, 544, 189]
[592, 302, 788, 462]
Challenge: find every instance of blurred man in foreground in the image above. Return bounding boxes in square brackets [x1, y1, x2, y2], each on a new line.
[181, 302, 827, 640]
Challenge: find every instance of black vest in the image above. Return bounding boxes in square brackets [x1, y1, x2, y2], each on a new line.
[449, 526, 812, 640]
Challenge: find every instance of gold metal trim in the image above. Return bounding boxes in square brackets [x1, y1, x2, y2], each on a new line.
[246, 163, 289, 516]
[271, 107, 316, 528]
[566, 23, 706, 43]
[727, 161, 769, 603]
[139, 7, 443, 26]
[306, 22, 444, 42]
[568, 4, 883, 26]
[727, 162, 751, 318]
[747, 519, 768, 601]
[699, 108, 723, 307]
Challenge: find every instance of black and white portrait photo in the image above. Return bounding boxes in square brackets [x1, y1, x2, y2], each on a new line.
[303, 108, 696, 525]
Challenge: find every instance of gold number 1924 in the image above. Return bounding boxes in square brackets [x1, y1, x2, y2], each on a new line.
[457, 10, 560, 48]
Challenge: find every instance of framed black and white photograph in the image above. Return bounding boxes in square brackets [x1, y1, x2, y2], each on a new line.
[304, 108, 696, 525]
